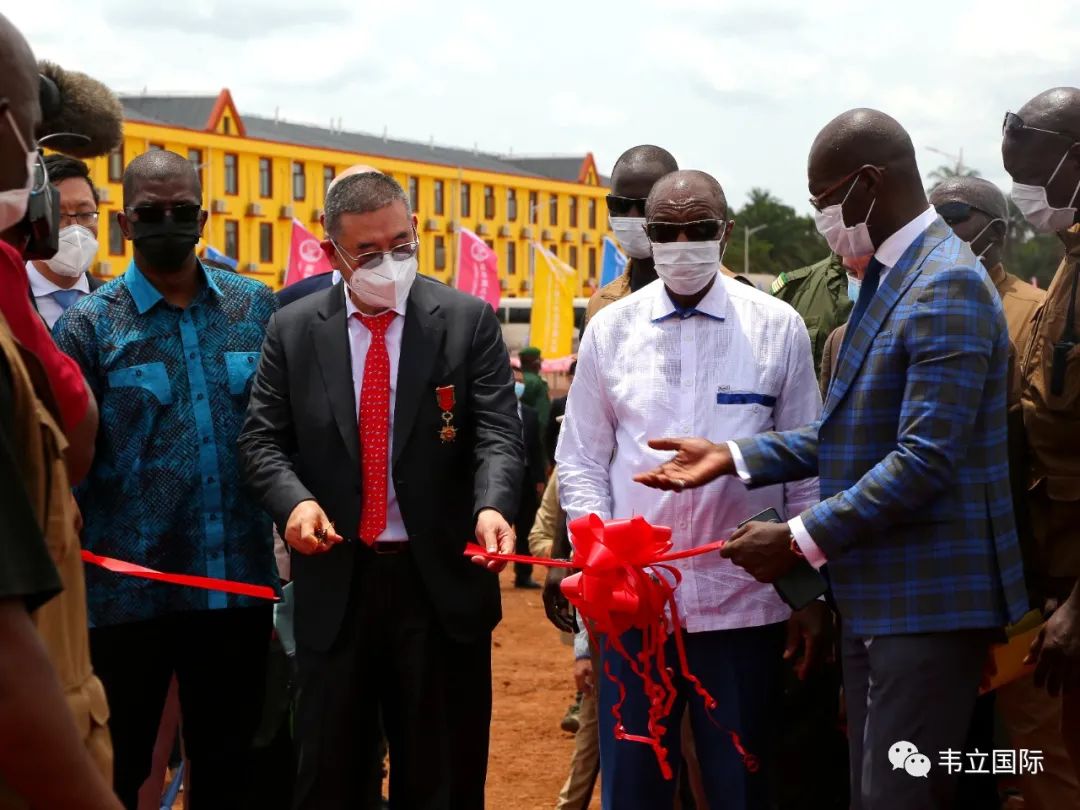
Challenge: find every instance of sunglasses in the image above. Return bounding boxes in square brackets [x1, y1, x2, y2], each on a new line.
[1002, 112, 1080, 145]
[606, 194, 649, 216]
[335, 239, 419, 270]
[809, 164, 885, 212]
[933, 201, 994, 227]
[645, 219, 725, 243]
[127, 203, 202, 224]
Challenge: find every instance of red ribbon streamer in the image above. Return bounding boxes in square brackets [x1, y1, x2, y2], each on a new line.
[466, 514, 753, 778]
[81, 550, 279, 601]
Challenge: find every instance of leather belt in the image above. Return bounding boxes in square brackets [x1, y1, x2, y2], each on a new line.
[371, 541, 409, 555]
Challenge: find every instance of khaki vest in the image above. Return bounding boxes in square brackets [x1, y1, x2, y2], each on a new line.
[0, 314, 111, 808]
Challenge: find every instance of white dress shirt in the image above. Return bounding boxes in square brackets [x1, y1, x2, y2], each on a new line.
[345, 285, 409, 542]
[729, 206, 938, 567]
[26, 262, 91, 330]
[557, 275, 822, 632]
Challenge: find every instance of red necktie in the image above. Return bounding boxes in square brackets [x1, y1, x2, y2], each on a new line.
[356, 310, 396, 545]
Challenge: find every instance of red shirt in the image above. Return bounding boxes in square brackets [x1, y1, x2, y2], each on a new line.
[0, 239, 88, 432]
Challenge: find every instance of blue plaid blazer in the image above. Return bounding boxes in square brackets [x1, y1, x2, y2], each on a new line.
[736, 219, 1028, 636]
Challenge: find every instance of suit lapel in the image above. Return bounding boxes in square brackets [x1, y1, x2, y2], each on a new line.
[823, 218, 953, 421]
[310, 282, 361, 465]
[393, 280, 446, 468]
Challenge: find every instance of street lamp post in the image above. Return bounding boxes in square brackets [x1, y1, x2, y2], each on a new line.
[743, 224, 767, 277]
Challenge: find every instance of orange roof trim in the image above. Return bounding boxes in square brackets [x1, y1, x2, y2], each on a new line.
[577, 152, 599, 185]
[207, 88, 246, 137]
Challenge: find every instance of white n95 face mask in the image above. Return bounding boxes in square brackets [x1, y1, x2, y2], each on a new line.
[651, 240, 722, 295]
[1011, 149, 1080, 234]
[347, 254, 417, 311]
[46, 224, 98, 278]
[609, 215, 652, 259]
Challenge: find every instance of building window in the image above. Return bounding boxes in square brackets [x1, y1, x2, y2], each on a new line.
[434, 235, 447, 271]
[224, 220, 239, 260]
[548, 244, 558, 259]
[549, 194, 558, 226]
[108, 212, 125, 255]
[259, 223, 273, 263]
[569, 245, 578, 269]
[460, 182, 471, 218]
[108, 147, 123, 183]
[507, 190, 518, 222]
[434, 180, 445, 215]
[187, 149, 203, 191]
[222, 118, 231, 135]
[588, 247, 597, 279]
[323, 166, 335, 198]
[484, 239, 494, 249]
[149, 143, 164, 151]
[484, 185, 495, 219]
[529, 192, 538, 224]
[506, 242, 517, 275]
[588, 198, 597, 229]
[292, 162, 306, 201]
[569, 197, 578, 228]
[224, 153, 238, 195]
[259, 158, 273, 198]
[407, 177, 418, 212]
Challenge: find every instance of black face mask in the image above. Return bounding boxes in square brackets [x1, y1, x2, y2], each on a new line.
[131, 220, 200, 272]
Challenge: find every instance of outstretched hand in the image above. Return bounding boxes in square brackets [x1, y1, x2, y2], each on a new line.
[633, 438, 735, 491]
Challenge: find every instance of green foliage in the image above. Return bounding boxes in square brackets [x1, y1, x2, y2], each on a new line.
[725, 188, 829, 276]
[1004, 208, 1063, 288]
[925, 161, 981, 192]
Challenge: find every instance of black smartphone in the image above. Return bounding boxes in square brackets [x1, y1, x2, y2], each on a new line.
[737, 507, 827, 611]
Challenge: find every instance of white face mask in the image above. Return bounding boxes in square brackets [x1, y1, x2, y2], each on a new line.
[814, 176, 876, 259]
[45, 224, 98, 278]
[342, 252, 417, 311]
[609, 215, 652, 259]
[1011, 150, 1080, 234]
[965, 217, 1004, 263]
[651, 240, 722, 295]
[846, 273, 862, 302]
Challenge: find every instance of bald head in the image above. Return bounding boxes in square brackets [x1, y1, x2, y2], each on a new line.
[646, 170, 728, 221]
[122, 149, 201, 206]
[809, 108, 917, 193]
[929, 176, 1008, 221]
[326, 163, 382, 195]
[1017, 87, 1080, 140]
[611, 145, 678, 200]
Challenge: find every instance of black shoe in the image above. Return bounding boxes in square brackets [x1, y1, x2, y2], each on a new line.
[515, 579, 542, 590]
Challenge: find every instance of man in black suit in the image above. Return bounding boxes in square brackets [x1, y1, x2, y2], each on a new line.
[27, 154, 104, 328]
[513, 384, 546, 589]
[238, 171, 523, 810]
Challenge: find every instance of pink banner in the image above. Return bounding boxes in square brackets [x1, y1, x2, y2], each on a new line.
[456, 227, 501, 310]
[284, 218, 333, 287]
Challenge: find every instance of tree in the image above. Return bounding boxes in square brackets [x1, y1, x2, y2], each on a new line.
[926, 161, 981, 192]
[1003, 204, 1063, 288]
[724, 188, 828, 276]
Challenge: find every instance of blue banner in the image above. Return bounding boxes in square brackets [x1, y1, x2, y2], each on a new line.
[600, 236, 627, 287]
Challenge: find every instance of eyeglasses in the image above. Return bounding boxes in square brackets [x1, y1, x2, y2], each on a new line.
[126, 203, 202, 224]
[606, 194, 649, 217]
[933, 201, 994, 227]
[334, 239, 419, 270]
[809, 164, 884, 212]
[1002, 112, 1080, 145]
[645, 219, 726, 243]
[59, 210, 100, 228]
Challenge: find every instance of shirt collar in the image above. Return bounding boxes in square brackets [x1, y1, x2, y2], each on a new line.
[25, 262, 91, 296]
[342, 282, 407, 320]
[649, 273, 728, 323]
[124, 258, 222, 315]
[874, 206, 938, 269]
[331, 268, 342, 285]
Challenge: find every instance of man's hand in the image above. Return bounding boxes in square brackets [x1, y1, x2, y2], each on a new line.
[543, 567, 576, 633]
[284, 500, 343, 556]
[720, 521, 799, 583]
[574, 656, 594, 695]
[785, 601, 833, 681]
[471, 508, 515, 572]
[1025, 589, 1080, 697]
[633, 438, 734, 491]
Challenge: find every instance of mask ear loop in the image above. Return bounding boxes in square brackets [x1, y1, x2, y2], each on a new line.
[839, 170, 876, 227]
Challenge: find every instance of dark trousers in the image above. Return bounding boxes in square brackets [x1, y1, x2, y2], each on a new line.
[597, 623, 786, 810]
[842, 626, 992, 810]
[293, 549, 492, 810]
[90, 606, 272, 810]
[514, 487, 539, 584]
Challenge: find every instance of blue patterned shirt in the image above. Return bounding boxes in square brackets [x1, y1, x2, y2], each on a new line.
[53, 260, 280, 627]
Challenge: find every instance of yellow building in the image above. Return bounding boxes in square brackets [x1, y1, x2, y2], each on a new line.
[83, 89, 611, 296]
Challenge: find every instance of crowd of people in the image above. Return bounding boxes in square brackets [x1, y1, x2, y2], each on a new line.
[1, 8, 1080, 810]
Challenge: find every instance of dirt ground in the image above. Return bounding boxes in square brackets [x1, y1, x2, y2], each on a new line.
[487, 568, 601, 810]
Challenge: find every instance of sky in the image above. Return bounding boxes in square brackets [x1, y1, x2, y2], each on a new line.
[10, 0, 1080, 215]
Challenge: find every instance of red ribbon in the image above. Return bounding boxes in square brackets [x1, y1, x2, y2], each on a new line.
[81, 550, 279, 601]
[466, 514, 754, 778]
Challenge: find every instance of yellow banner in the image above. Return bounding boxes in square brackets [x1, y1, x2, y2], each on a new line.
[529, 243, 576, 358]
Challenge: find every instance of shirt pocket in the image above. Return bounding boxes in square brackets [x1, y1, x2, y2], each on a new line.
[107, 362, 172, 405]
[225, 351, 260, 396]
[714, 389, 777, 434]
